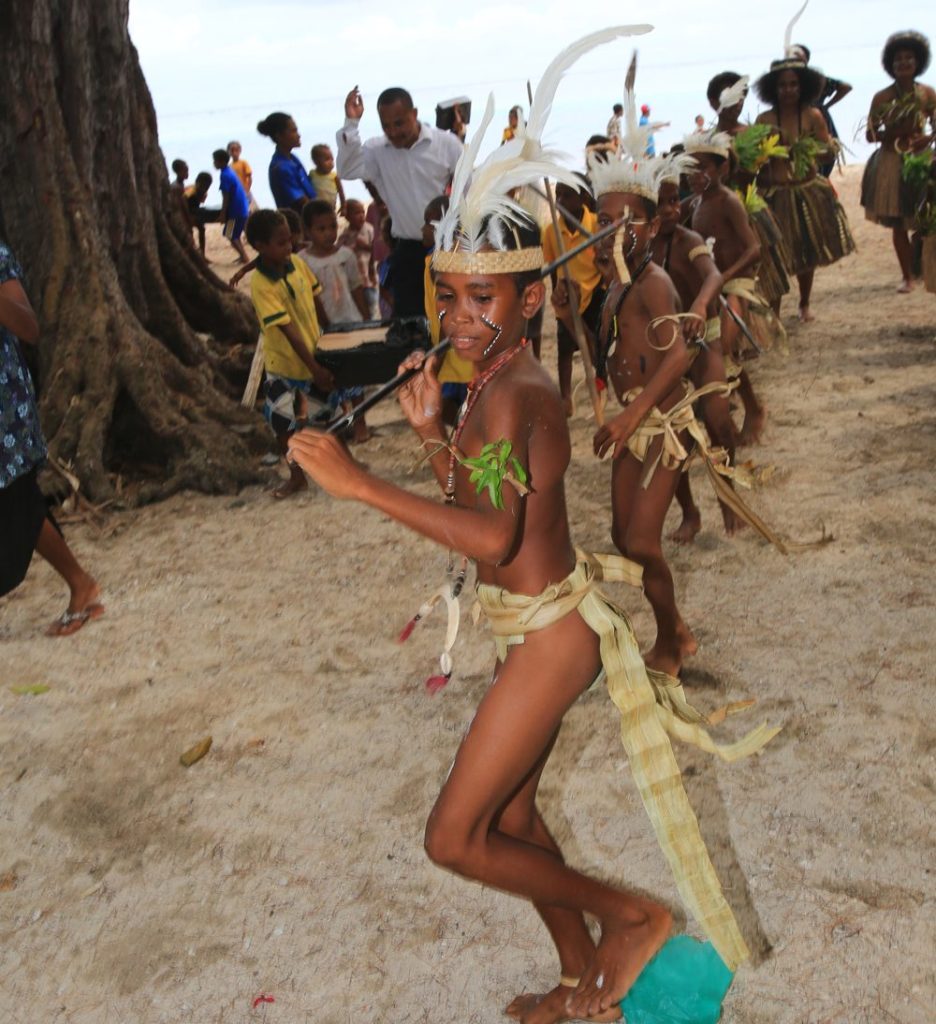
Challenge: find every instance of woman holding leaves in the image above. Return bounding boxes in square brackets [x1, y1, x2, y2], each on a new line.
[754, 58, 855, 321]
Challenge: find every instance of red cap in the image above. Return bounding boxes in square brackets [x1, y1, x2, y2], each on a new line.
[640, 104, 650, 114]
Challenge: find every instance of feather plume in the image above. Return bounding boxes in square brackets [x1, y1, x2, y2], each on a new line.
[783, 0, 809, 58]
[589, 47, 674, 199]
[718, 75, 750, 114]
[437, 26, 653, 258]
[683, 128, 734, 158]
[525, 25, 652, 144]
[437, 93, 497, 252]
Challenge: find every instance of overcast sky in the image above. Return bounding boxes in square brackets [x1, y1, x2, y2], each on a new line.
[130, 1, 933, 207]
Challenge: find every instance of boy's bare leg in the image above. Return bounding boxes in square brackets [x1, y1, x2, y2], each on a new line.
[721, 301, 766, 447]
[272, 433, 307, 498]
[500, 740, 617, 1023]
[893, 228, 914, 292]
[671, 473, 701, 544]
[36, 518, 103, 634]
[424, 610, 671, 1019]
[797, 270, 815, 321]
[695, 347, 745, 534]
[611, 449, 696, 677]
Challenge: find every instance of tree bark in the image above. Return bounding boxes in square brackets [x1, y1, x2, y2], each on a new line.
[0, 0, 268, 503]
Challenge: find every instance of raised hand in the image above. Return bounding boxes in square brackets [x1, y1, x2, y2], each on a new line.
[345, 86, 365, 121]
[287, 430, 364, 499]
[397, 351, 443, 431]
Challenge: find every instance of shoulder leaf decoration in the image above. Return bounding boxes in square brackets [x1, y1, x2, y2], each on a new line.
[738, 183, 767, 214]
[462, 440, 529, 510]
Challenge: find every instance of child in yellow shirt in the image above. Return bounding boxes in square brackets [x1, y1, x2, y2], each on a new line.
[309, 144, 346, 214]
[541, 178, 604, 416]
[421, 196, 472, 423]
[246, 209, 334, 498]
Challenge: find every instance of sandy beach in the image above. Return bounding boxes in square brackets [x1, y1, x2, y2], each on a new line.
[2, 166, 934, 1024]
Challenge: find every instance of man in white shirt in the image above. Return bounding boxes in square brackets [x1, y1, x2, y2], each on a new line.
[606, 103, 624, 150]
[337, 86, 463, 316]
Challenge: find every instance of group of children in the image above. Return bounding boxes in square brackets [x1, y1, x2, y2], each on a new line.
[158, 23, 931, 1023]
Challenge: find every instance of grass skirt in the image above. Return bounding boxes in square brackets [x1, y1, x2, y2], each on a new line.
[765, 177, 855, 276]
[749, 206, 791, 304]
[860, 148, 922, 230]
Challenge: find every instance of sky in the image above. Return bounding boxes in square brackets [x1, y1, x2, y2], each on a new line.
[130, 0, 934, 208]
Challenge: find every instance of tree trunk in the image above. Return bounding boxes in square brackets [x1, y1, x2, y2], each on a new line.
[0, 0, 268, 503]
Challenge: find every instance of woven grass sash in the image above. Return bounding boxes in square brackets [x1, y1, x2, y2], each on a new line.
[475, 550, 780, 970]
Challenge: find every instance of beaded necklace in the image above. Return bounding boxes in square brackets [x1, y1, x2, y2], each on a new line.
[444, 337, 530, 503]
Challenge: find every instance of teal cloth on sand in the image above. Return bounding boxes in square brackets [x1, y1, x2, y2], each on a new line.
[619, 936, 734, 1023]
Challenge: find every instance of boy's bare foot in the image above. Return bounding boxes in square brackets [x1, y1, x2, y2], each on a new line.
[719, 501, 746, 537]
[737, 405, 766, 447]
[566, 903, 671, 1018]
[798, 305, 814, 323]
[646, 622, 697, 678]
[896, 279, 913, 294]
[506, 985, 621, 1023]
[272, 475, 307, 499]
[670, 508, 701, 544]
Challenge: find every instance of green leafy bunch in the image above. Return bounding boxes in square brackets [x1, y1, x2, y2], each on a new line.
[788, 136, 824, 179]
[461, 439, 529, 510]
[901, 150, 933, 189]
[733, 124, 788, 173]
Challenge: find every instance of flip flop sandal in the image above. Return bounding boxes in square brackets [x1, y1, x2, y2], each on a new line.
[46, 603, 105, 637]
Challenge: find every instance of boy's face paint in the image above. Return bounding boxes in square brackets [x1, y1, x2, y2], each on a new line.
[689, 155, 720, 194]
[596, 193, 658, 265]
[657, 183, 681, 233]
[434, 270, 544, 363]
[255, 223, 294, 268]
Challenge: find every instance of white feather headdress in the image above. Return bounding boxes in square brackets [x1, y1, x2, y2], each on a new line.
[783, 0, 809, 59]
[717, 75, 750, 114]
[433, 24, 652, 274]
[682, 128, 734, 159]
[588, 51, 671, 200]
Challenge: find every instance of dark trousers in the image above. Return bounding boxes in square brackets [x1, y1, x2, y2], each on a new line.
[388, 238, 427, 318]
[0, 466, 47, 598]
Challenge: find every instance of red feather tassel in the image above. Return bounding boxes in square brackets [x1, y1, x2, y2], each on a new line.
[425, 674, 450, 695]
[397, 618, 418, 643]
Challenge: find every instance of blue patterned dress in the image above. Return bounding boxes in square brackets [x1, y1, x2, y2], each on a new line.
[0, 243, 46, 488]
[0, 243, 49, 597]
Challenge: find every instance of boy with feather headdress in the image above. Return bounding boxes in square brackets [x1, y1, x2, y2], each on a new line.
[290, 26, 776, 1024]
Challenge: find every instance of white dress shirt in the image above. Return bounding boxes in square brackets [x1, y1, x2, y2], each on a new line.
[336, 118, 463, 240]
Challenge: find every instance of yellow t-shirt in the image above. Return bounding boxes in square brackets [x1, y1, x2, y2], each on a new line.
[250, 258, 322, 380]
[541, 208, 600, 312]
[424, 254, 473, 384]
[231, 159, 252, 191]
[310, 169, 339, 209]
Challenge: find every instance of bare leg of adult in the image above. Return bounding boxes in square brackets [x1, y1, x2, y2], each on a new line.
[797, 271, 815, 322]
[424, 611, 670, 1019]
[36, 518, 103, 635]
[893, 228, 914, 292]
